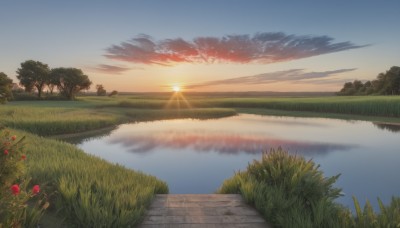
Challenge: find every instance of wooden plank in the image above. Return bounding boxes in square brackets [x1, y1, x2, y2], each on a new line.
[138, 223, 269, 228]
[150, 201, 245, 208]
[142, 215, 266, 224]
[156, 194, 243, 200]
[153, 195, 244, 203]
[146, 206, 260, 216]
[138, 194, 270, 227]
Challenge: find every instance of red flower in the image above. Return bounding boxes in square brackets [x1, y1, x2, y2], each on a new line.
[4, 150, 8, 155]
[11, 184, 20, 195]
[32, 185, 40, 195]
[11, 135, 16, 141]
[21, 155, 26, 160]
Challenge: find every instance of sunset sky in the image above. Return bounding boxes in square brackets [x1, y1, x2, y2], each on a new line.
[1, 1, 399, 92]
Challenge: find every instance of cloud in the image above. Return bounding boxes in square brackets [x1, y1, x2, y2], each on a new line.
[92, 64, 131, 74]
[104, 33, 367, 65]
[186, 68, 356, 89]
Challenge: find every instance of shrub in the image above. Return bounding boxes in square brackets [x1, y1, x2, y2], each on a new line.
[218, 148, 348, 227]
[0, 128, 48, 227]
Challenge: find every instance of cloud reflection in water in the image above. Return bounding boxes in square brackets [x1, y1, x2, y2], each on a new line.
[108, 130, 354, 156]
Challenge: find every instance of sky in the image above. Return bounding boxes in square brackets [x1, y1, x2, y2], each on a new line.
[0, 1, 399, 92]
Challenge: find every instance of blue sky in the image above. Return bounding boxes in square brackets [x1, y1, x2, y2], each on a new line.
[1, 1, 399, 92]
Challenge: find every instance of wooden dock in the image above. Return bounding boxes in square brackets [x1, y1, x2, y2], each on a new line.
[138, 194, 270, 228]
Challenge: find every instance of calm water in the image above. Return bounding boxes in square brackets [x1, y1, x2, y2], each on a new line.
[73, 114, 400, 209]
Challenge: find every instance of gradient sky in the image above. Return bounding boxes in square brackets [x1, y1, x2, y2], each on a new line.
[1, 1, 399, 92]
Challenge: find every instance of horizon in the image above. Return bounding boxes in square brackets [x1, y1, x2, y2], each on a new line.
[1, 1, 399, 92]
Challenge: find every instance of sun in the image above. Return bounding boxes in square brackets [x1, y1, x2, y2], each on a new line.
[172, 85, 180, 92]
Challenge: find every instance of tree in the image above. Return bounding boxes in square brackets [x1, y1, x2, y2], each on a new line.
[338, 66, 400, 96]
[108, 90, 118, 97]
[51, 68, 92, 100]
[96, 84, 107, 96]
[384, 66, 400, 95]
[0, 72, 13, 103]
[46, 75, 58, 94]
[16, 60, 50, 98]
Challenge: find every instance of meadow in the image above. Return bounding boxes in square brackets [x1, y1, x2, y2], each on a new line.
[2, 94, 400, 226]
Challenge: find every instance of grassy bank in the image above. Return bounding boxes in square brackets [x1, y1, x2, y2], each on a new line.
[10, 128, 168, 227]
[1, 100, 236, 226]
[237, 108, 400, 124]
[93, 95, 400, 119]
[1, 101, 236, 136]
[218, 149, 400, 227]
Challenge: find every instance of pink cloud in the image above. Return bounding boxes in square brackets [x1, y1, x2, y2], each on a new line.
[104, 33, 367, 65]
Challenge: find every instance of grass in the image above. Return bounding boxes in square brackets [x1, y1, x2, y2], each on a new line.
[218, 148, 348, 227]
[1, 100, 237, 136]
[9, 128, 168, 227]
[89, 95, 400, 119]
[237, 108, 400, 124]
[218, 148, 400, 228]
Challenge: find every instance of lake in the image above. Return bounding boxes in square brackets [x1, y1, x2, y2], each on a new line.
[70, 114, 400, 210]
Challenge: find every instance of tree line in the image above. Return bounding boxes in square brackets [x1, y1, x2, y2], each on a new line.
[338, 66, 400, 95]
[1, 60, 92, 102]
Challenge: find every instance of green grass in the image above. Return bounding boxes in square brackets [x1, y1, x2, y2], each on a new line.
[10, 128, 168, 227]
[90, 95, 400, 118]
[218, 148, 348, 227]
[218, 148, 400, 228]
[1, 100, 237, 136]
[237, 108, 400, 124]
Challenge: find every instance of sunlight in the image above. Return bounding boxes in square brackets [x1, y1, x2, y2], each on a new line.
[165, 85, 192, 109]
[172, 85, 180, 92]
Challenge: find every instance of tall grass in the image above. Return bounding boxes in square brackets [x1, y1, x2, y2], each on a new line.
[218, 148, 400, 227]
[0, 105, 236, 136]
[9, 128, 168, 227]
[101, 96, 400, 118]
[218, 148, 347, 227]
[0, 106, 122, 136]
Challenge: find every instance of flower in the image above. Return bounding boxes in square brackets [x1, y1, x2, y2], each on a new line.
[11, 135, 16, 141]
[4, 150, 8, 155]
[11, 184, 20, 195]
[32, 185, 40, 195]
[21, 155, 26, 160]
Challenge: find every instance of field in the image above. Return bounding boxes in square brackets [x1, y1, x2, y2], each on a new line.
[5, 95, 400, 133]
[2, 94, 400, 226]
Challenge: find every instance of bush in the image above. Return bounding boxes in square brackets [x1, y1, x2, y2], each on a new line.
[218, 148, 349, 227]
[0, 128, 48, 227]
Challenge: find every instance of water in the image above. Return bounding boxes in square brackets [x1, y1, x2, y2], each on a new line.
[71, 114, 400, 209]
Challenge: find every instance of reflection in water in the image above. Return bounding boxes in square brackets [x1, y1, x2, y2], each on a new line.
[373, 122, 400, 133]
[55, 127, 116, 144]
[108, 130, 353, 156]
[74, 114, 400, 211]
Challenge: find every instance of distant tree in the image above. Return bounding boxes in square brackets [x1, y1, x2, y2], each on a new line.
[51, 68, 92, 100]
[108, 90, 118, 97]
[352, 80, 363, 91]
[338, 66, 400, 96]
[16, 60, 50, 98]
[339, 82, 354, 95]
[96, 84, 107, 96]
[0, 72, 13, 103]
[384, 66, 400, 95]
